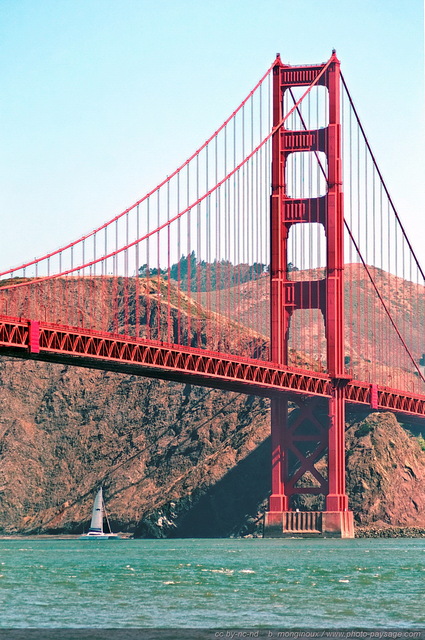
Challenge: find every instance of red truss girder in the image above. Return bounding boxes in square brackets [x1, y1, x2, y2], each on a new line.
[285, 400, 329, 496]
[1, 316, 425, 420]
[0, 316, 330, 396]
[0, 320, 28, 347]
[39, 333, 329, 394]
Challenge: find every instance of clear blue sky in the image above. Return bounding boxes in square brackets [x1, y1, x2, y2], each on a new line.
[0, 0, 423, 270]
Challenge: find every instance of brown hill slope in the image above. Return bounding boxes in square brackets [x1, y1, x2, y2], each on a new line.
[1, 268, 425, 535]
[1, 355, 425, 535]
[201, 265, 425, 391]
[346, 412, 425, 528]
[0, 356, 271, 535]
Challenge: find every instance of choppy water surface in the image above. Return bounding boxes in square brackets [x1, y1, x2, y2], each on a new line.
[0, 537, 424, 629]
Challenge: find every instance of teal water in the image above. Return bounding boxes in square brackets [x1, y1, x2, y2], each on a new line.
[0, 538, 424, 629]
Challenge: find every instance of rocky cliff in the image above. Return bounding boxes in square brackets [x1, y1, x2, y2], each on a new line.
[0, 355, 271, 536]
[1, 354, 424, 536]
[346, 412, 425, 528]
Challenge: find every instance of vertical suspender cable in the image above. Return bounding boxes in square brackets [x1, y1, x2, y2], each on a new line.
[186, 164, 191, 347]
[135, 204, 140, 339]
[196, 153, 201, 348]
[177, 172, 181, 345]
[156, 188, 161, 341]
[124, 211, 129, 336]
[146, 196, 151, 339]
[205, 144, 211, 348]
[167, 179, 171, 343]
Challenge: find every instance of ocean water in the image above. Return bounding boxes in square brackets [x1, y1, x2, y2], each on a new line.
[0, 537, 424, 630]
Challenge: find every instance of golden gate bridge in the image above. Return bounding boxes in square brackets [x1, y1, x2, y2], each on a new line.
[1, 52, 424, 537]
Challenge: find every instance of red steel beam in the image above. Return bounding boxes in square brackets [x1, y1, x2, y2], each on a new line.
[1, 315, 425, 420]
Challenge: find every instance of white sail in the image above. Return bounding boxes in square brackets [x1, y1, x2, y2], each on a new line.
[88, 488, 104, 533]
[80, 486, 120, 539]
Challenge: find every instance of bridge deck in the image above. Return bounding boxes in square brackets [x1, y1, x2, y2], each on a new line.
[1, 315, 425, 422]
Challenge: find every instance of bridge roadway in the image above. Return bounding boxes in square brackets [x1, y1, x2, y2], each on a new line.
[1, 315, 425, 424]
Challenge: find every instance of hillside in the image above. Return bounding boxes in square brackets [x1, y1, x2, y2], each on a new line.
[1, 354, 425, 535]
[0, 267, 425, 535]
[0, 356, 271, 535]
[345, 412, 425, 528]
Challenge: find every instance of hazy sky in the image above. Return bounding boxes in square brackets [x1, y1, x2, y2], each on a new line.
[0, 0, 423, 270]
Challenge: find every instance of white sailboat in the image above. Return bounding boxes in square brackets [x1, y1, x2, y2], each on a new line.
[80, 487, 120, 539]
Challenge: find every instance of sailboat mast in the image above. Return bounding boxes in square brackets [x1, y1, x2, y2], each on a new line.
[103, 494, 114, 535]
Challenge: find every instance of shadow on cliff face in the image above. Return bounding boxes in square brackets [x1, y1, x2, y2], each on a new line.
[134, 411, 425, 537]
[133, 437, 271, 538]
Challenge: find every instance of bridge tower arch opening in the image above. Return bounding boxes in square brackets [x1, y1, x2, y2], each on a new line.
[265, 52, 354, 538]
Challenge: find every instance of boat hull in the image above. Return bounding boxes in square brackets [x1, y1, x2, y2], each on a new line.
[79, 534, 121, 540]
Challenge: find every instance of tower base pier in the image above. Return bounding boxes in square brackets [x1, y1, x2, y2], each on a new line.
[264, 510, 354, 538]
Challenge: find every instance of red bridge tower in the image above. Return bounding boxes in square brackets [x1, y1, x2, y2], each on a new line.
[265, 52, 354, 538]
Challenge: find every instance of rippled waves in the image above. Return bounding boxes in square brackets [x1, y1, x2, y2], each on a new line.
[0, 538, 424, 628]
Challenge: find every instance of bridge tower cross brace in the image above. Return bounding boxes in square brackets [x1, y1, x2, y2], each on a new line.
[265, 52, 354, 537]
